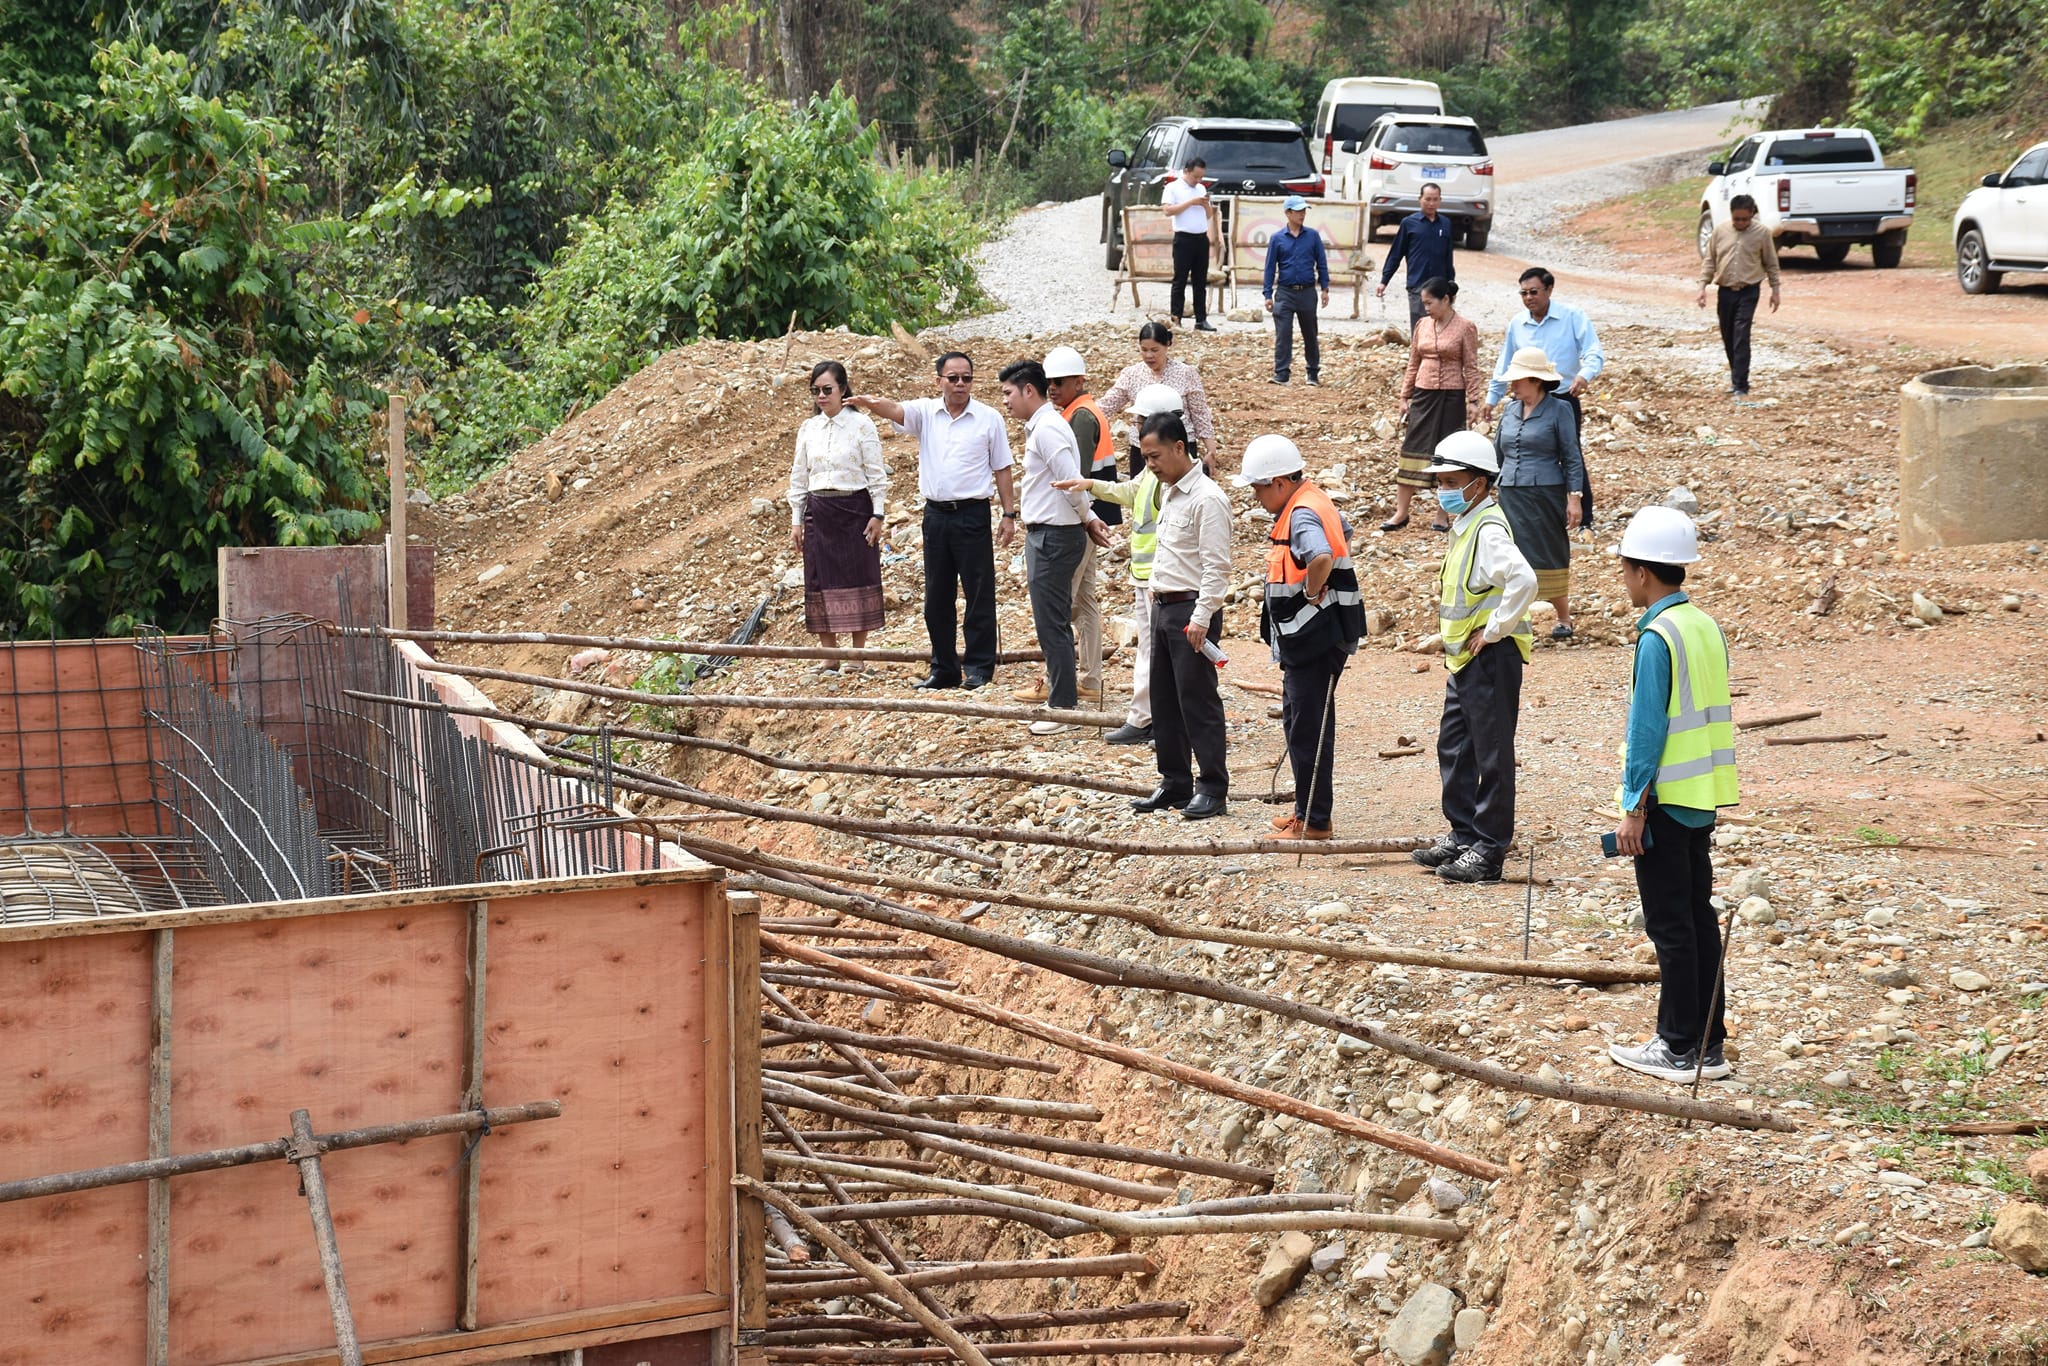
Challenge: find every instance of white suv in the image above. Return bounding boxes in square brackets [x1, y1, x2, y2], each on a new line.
[1954, 140, 2048, 294]
[1344, 114, 1494, 249]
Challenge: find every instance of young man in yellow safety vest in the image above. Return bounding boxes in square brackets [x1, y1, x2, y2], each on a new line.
[1056, 383, 1196, 746]
[1607, 506, 1741, 1084]
[1410, 431, 1535, 884]
[1237, 434, 1364, 839]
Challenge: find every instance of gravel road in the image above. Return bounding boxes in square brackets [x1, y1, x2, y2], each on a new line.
[940, 100, 1772, 367]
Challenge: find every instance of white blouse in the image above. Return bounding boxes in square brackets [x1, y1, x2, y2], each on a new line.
[789, 408, 886, 526]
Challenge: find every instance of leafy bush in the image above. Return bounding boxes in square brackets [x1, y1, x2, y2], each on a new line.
[0, 43, 412, 635]
[419, 88, 986, 489]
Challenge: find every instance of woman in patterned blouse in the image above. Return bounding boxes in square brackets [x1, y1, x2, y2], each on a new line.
[1097, 322, 1219, 471]
[788, 361, 887, 670]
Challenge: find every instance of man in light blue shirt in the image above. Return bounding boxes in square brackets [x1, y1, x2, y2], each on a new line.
[1481, 267, 1605, 422]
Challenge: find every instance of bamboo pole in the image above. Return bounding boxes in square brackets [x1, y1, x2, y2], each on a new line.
[765, 1339, 1242, 1362]
[757, 883, 1794, 1135]
[1763, 731, 1887, 746]
[736, 1177, 997, 1366]
[759, 934, 1506, 1181]
[0, 1102, 562, 1204]
[759, 1079, 1273, 1186]
[1735, 709, 1821, 731]
[762, 1015, 1062, 1075]
[386, 393, 407, 634]
[367, 625, 1044, 665]
[764, 1254, 1155, 1303]
[731, 890, 769, 1352]
[764, 1301, 1188, 1343]
[756, 1194, 1095, 1238]
[766, 1072, 1100, 1122]
[417, 659, 1121, 727]
[765, 1151, 1464, 1242]
[680, 835, 1657, 985]
[145, 929, 173, 1366]
[288, 1109, 364, 1366]
[351, 690, 1153, 798]
[540, 757, 1428, 860]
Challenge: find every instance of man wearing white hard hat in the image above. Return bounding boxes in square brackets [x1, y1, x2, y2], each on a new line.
[1607, 506, 1741, 1084]
[1237, 435, 1363, 840]
[1410, 430, 1535, 884]
[1016, 345, 1109, 710]
[1262, 195, 1330, 387]
[1053, 382, 1193, 745]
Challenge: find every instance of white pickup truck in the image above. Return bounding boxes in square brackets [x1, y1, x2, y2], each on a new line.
[1699, 128, 1915, 268]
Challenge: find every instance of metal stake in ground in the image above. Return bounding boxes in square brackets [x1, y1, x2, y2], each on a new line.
[1683, 898, 1743, 1122]
[287, 1108, 364, 1366]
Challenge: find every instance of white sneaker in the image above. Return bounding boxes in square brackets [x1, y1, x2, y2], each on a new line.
[1609, 1037, 1705, 1084]
[1028, 720, 1072, 737]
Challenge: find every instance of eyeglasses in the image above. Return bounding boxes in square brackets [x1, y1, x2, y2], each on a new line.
[810, 385, 838, 396]
[1518, 287, 1542, 297]
[941, 374, 974, 384]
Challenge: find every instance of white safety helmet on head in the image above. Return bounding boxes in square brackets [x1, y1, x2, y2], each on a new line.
[1232, 434, 1307, 487]
[1618, 506, 1701, 564]
[1131, 383, 1185, 418]
[1423, 430, 1500, 477]
[1042, 345, 1087, 380]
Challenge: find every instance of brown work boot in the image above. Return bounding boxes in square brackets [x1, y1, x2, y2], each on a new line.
[1011, 676, 1050, 704]
[1270, 813, 1304, 834]
[1274, 821, 1333, 842]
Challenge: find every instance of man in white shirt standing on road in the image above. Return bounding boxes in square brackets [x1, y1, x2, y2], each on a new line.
[998, 359, 1110, 736]
[1159, 158, 1218, 332]
[850, 352, 1018, 691]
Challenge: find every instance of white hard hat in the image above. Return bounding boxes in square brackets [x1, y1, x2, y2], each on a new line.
[1423, 430, 1500, 477]
[1232, 434, 1306, 487]
[1131, 383, 1184, 418]
[1042, 345, 1087, 379]
[1618, 506, 1701, 564]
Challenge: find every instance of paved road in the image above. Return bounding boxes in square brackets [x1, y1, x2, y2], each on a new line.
[1489, 100, 1764, 186]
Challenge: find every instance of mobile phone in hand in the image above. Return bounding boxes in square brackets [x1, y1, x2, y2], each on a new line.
[1600, 828, 1653, 857]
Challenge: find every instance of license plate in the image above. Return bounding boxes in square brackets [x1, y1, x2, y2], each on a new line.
[1420, 166, 1448, 180]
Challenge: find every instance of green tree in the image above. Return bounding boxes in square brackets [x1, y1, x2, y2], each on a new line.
[0, 43, 405, 635]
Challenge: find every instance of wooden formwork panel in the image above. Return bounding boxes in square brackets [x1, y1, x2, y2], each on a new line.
[0, 870, 732, 1366]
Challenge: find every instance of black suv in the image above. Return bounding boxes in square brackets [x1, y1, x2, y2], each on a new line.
[1101, 118, 1324, 270]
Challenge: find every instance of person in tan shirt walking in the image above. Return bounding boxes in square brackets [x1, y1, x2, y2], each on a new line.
[1696, 194, 1781, 399]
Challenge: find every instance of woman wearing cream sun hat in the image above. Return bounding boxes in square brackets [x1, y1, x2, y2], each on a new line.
[1492, 345, 1587, 640]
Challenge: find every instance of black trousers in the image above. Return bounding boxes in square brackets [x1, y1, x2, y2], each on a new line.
[1170, 231, 1210, 325]
[1716, 283, 1761, 392]
[1436, 640, 1521, 860]
[921, 501, 998, 682]
[1149, 598, 1228, 798]
[1271, 284, 1319, 381]
[1634, 804, 1726, 1055]
[1281, 646, 1345, 827]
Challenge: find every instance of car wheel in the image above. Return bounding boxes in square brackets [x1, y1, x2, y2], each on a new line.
[1697, 210, 1715, 259]
[1815, 242, 1851, 267]
[1956, 228, 2001, 294]
[1871, 228, 1906, 269]
[1466, 228, 1489, 251]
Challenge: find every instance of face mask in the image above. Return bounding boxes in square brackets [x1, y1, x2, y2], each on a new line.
[1437, 477, 1478, 517]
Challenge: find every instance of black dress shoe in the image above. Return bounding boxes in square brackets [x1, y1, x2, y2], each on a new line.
[962, 673, 993, 690]
[1103, 723, 1154, 745]
[913, 673, 961, 690]
[1194, 322, 1218, 332]
[1181, 793, 1228, 820]
[1132, 786, 1193, 813]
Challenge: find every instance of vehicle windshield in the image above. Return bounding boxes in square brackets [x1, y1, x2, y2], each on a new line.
[1330, 103, 1439, 141]
[1766, 135, 1879, 167]
[1188, 131, 1315, 178]
[1380, 124, 1487, 159]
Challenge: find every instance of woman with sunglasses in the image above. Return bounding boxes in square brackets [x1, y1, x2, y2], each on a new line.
[789, 360, 887, 671]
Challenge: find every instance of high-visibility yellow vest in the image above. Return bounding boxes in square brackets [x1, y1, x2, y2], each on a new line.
[1640, 601, 1740, 810]
[1438, 503, 1532, 673]
[1128, 472, 1161, 582]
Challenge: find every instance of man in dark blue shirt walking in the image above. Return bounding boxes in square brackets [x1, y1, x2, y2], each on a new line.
[1375, 183, 1455, 332]
[1262, 194, 1331, 387]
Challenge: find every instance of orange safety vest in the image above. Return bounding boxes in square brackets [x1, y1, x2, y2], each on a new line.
[1061, 393, 1116, 478]
[1262, 481, 1366, 656]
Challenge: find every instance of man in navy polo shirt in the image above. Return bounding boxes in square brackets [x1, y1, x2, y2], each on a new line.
[1375, 183, 1454, 332]
[1262, 194, 1331, 387]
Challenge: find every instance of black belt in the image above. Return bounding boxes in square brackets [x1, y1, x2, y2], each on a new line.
[1153, 590, 1197, 604]
[924, 498, 988, 512]
[1277, 281, 1317, 289]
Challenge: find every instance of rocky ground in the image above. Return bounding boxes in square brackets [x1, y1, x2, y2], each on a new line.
[415, 291, 2048, 1363]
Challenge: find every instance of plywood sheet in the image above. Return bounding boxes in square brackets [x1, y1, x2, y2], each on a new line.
[0, 932, 155, 1365]
[476, 884, 713, 1324]
[166, 907, 469, 1364]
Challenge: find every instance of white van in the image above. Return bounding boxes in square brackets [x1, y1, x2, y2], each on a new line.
[1312, 77, 1445, 197]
